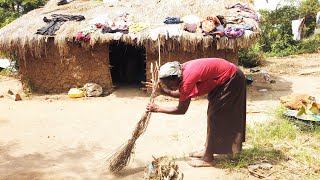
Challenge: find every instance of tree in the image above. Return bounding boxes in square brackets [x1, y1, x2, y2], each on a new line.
[0, 0, 47, 28]
[297, 0, 320, 37]
[258, 6, 299, 53]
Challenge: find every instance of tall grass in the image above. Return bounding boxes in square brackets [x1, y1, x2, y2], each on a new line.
[219, 106, 320, 179]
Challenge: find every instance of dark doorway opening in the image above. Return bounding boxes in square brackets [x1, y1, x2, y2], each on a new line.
[109, 42, 146, 87]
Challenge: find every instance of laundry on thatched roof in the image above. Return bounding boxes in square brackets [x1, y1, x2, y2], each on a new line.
[76, 24, 97, 42]
[163, 17, 183, 24]
[181, 15, 200, 24]
[200, 16, 222, 33]
[148, 24, 182, 41]
[129, 22, 149, 33]
[101, 13, 132, 34]
[75, 15, 109, 42]
[57, 0, 73, 6]
[226, 2, 258, 21]
[199, 16, 225, 38]
[183, 23, 197, 33]
[36, 14, 85, 35]
[225, 26, 245, 38]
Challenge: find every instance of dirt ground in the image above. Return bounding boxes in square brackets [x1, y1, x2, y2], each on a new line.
[0, 53, 320, 180]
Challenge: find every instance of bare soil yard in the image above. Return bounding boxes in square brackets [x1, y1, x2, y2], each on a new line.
[0, 53, 319, 180]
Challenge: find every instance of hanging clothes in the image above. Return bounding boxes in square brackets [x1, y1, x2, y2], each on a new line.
[36, 14, 85, 35]
[292, 18, 305, 41]
[317, 12, 320, 25]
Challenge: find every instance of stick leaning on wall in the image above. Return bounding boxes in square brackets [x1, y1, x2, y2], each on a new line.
[106, 39, 162, 173]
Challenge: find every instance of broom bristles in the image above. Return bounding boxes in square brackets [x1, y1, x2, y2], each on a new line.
[106, 111, 152, 172]
[106, 38, 161, 173]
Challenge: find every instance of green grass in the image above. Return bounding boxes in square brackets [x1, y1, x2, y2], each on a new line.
[218, 106, 320, 179]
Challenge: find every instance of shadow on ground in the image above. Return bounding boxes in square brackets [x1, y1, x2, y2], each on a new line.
[246, 72, 293, 102]
[0, 142, 106, 180]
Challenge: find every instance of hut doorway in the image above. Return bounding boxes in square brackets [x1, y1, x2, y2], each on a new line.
[109, 43, 146, 86]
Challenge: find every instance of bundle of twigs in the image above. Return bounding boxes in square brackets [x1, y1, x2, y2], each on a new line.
[106, 40, 161, 173]
[145, 156, 184, 180]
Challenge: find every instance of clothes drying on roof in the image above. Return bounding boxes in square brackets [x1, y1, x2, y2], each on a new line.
[76, 15, 109, 42]
[181, 15, 200, 24]
[166, 25, 182, 38]
[184, 23, 197, 33]
[163, 17, 183, 24]
[90, 14, 109, 25]
[226, 3, 256, 14]
[200, 16, 221, 33]
[200, 16, 225, 38]
[57, 0, 73, 5]
[36, 14, 85, 35]
[149, 27, 167, 40]
[226, 3, 258, 22]
[224, 26, 245, 38]
[129, 23, 148, 33]
[216, 15, 226, 26]
[76, 24, 97, 42]
[75, 32, 90, 42]
[203, 24, 225, 38]
[233, 24, 253, 30]
[149, 25, 182, 41]
[101, 13, 132, 34]
[203, 31, 225, 39]
[101, 26, 129, 34]
[224, 16, 244, 24]
[112, 32, 124, 40]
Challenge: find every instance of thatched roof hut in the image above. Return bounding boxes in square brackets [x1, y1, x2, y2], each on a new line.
[0, 0, 260, 93]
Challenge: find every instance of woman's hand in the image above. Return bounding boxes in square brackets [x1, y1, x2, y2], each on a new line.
[146, 103, 160, 112]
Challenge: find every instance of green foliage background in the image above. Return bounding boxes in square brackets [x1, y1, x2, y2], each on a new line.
[240, 0, 320, 67]
[0, 0, 46, 28]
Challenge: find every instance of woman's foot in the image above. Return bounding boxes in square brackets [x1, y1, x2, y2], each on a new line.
[188, 153, 214, 167]
[189, 149, 205, 158]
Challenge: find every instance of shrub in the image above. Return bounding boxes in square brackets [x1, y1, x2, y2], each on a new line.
[238, 43, 265, 68]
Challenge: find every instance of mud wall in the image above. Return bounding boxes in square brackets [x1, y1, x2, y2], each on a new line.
[20, 41, 112, 93]
[146, 48, 238, 81]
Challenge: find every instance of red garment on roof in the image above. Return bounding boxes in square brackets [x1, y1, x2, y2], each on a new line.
[179, 58, 237, 102]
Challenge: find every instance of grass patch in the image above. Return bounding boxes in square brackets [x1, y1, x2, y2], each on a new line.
[218, 106, 320, 179]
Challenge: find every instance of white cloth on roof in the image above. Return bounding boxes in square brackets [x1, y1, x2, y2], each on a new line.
[149, 25, 181, 41]
[103, 0, 118, 3]
[181, 15, 200, 24]
[113, 32, 123, 40]
[89, 14, 109, 25]
[317, 12, 320, 25]
[149, 27, 168, 40]
[165, 24, 182, 38]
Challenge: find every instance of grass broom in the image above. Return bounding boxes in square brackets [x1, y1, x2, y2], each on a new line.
[106, 39, 162, 173]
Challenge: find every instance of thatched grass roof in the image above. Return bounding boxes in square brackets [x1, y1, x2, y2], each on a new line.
[0, 0, 260, 59]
